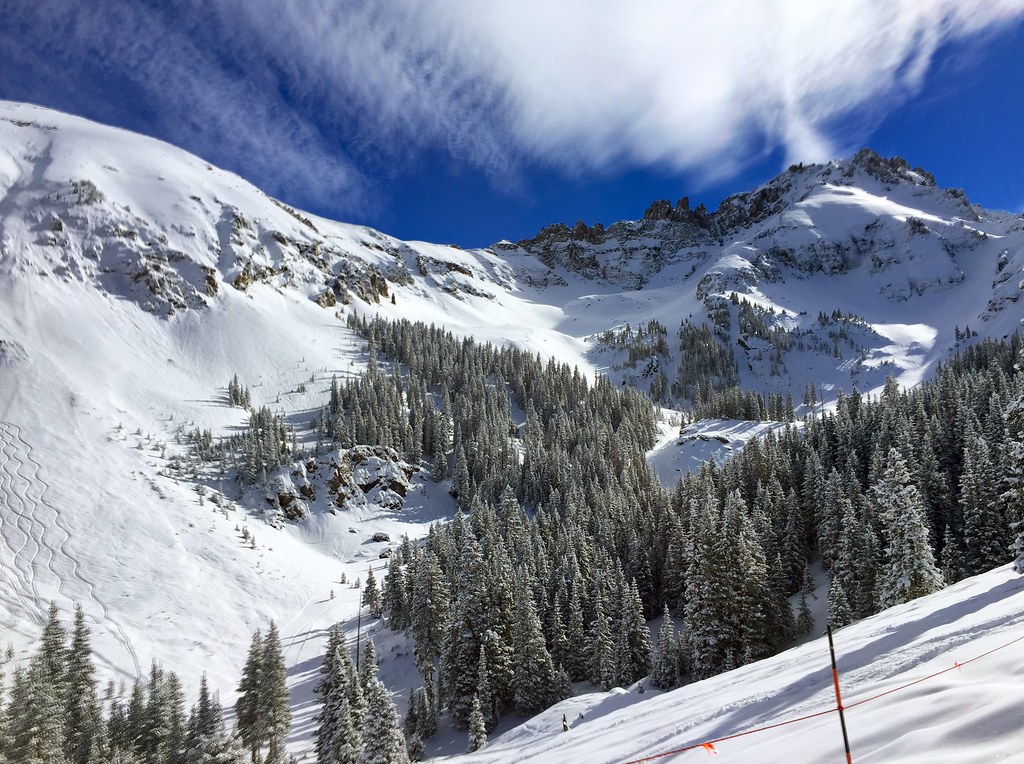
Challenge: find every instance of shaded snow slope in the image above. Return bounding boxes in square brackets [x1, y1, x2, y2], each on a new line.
[445, 566, 1024, 763]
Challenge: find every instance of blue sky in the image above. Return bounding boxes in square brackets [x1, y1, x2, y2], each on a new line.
[1, 1, 1022, 247]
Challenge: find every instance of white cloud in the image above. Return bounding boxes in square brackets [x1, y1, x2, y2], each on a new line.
[226, 0, 1024, 187]
[408, 0, 1024, 174]
[9, 0, 1024, 210]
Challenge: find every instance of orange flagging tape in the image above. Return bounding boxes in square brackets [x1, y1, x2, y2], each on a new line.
[620, 633, 1024, 763]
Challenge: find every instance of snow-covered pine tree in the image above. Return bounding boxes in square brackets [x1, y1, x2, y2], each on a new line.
[651, 605, 677, 690]
[940, 526, 966, 584]
[827, 579, 853, 628]
[409, 551, 449, 671]
[511, 581, 558, 714]
[473, 649, 494, 731]
[235, 628, 263, 763]
[684, 481, 728, 680]
[780, 490, 809, 595]
[613, 580, 651, 687]
[64, 604, 101, 764]
[1005, 371, 1024, 574]
[185, 673, 215, 753]
[588, 576, 615, 690]
[258, 622, 290, 761]
[961, 429, 1007, 573]
[185, 673, 248, 763]
[416, 686, 435, 743]
[467, 694, 487, 753]
[8, 603, 69, 764]
[439, 529, 489, 727]
[359, 638, 378, 692]
[359, 676, 409, 764]
[124, 678, 148, 753]
[363, 568, 383, 620]
[381, 555, 409, 630]
[0, 659, 8, 764]
[316, 624, 346, 701]
[796, 592, 814, 635]
[562, 579, 589, 682]
[143, 664, 187, 764]
[315, 642, 362, 764]
[871, 448, 944, 607]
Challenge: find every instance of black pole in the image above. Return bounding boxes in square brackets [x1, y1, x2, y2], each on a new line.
[826, 623, 854, 764]
[355, 597, 363, 672]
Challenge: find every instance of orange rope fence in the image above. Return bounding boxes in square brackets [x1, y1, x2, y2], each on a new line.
[621, 632, 1024, 763]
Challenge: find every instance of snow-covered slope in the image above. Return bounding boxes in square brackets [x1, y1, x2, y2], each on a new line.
[1, 100, 1023, 759]
[446, 565, 1024, 763]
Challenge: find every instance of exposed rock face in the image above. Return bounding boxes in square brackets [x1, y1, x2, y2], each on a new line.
[326, 445, 419, 512]
[265, 464, 314, 520]
[846, 148, 935, 187]
[261, 446, 420, 523]
[511, 149, 983, 290]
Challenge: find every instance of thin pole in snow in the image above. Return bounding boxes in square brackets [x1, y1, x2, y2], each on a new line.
[355, 600, 363, 672]
[826, 623, 854, 764]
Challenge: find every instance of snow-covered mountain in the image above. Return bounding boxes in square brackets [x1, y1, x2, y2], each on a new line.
[1, 100, 1023, 760]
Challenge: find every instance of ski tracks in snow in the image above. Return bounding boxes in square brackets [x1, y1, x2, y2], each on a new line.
[0, 421, 140, 677]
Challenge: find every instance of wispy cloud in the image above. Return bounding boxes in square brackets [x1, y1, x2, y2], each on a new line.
[3, 0, 1023, 213]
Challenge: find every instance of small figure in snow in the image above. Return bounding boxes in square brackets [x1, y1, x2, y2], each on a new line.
[637, 682, 645, 694]
[562, 714, 569, 732]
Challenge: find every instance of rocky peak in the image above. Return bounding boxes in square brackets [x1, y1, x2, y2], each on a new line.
[845, 147, 935, 187]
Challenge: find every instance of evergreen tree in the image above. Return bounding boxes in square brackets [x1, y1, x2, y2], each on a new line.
[796, 593, 814, 636]
[363, 568, 383, 620]
[0, 659, 8, 764]
[940, 526, 966, 584]
[409, 552, 449, 670]
[235, 629, 263, 763]
[961, 432, 1008, 573]
[511, 582, 558, 714]
[1001, 380, 1024, 575]
[142, 663, 186, 764]
[415, 672, 437, 740]
[9, 603, 69, 764]
[184, 673, 248, 763]
[827, 580, 853, 628]
[64, 604, 102, 764]
[467, 695, 487, 753]
[381, 556, 409, 630]
[359, 638, 378, 692]
[440, 529, 489, 727]
[359, 677, 409, 764]
[684, 487, 729, 680]
[613, 580, 651, 687]
[125, 679, 148, 754]
[259, 622, 292, 763]
[651, 606, 678, 690]
[588, 579, 615, 690]
[871, 449, 944, 607]
[315, 642, 361, 764]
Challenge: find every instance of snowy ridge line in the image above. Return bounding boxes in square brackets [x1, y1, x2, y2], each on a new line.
[620, 632, 1024, 763]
